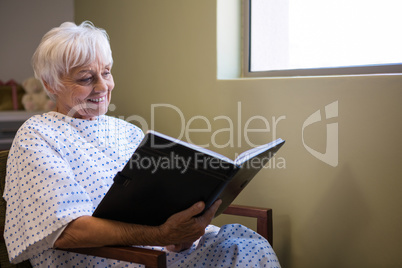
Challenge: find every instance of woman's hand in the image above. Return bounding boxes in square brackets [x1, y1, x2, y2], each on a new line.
[54, 199, 221, 250]
[160, 199, 222, 252]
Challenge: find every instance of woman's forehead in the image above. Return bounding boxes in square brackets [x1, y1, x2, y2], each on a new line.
[72, 60, 112, 73]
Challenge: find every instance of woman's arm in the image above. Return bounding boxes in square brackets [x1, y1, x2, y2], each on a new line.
[54, 199, 221, 250]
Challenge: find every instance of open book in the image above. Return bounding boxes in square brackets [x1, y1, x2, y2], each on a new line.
[93, 130, 285, 226]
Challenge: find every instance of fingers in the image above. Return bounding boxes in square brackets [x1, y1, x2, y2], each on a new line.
[188, 201, 205, 217]
[208, 199, 222, 215]
[166, 244, 181, 252]
[169, 201, 205, 222]
[198, 199, 222, 222]
[171, 199, 221, 222]
[159, 199, 222, 247]
[166, 241, 193, 252]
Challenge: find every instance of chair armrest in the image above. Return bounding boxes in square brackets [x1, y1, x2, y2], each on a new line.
[1, 205, 272, 268]
[63, 204, 273, 267]
[2, 223, 166, 267]
[223, 204, 273, 247]
[63, 246, 166, 268]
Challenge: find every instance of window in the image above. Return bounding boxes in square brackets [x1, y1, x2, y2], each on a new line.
[244, 0, 402, 77]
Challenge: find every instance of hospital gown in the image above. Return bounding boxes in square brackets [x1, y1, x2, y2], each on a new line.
[3, 111, 281, 267]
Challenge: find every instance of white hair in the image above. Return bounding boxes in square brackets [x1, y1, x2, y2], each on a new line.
[32, 21, 113, 99]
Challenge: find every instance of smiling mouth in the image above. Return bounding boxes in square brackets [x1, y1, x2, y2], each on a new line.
[88, 96, 106, 103]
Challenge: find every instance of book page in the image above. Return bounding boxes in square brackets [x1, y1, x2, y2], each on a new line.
[148, 130, 234, 164]
[234, 138, 284, 166]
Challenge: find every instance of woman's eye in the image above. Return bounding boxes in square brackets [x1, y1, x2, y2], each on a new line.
[79, 77, 93, 83]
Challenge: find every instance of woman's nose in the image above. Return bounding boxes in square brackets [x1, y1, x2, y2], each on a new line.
[94, 78, 108, 92]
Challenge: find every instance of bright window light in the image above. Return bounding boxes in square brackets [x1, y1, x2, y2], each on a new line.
[249, 0, 402, 74]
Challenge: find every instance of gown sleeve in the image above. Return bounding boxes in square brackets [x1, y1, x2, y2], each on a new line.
[3, 120, 94, 263]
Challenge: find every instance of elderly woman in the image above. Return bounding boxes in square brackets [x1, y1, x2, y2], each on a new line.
[3, 21, 281, 267]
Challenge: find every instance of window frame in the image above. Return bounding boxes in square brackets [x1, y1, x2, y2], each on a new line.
[242, 0, 402, 78]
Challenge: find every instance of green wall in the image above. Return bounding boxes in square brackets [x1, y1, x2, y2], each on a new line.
[75, 1, 402, 267]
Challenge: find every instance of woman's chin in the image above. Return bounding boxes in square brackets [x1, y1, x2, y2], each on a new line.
[83, 102, 110, 118]
[80, 108, 108, 120]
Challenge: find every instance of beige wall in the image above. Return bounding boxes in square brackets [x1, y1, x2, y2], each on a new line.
[75, 1, 402, 267]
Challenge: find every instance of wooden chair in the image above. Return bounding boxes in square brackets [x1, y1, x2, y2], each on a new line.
[0, 150, 273, 268]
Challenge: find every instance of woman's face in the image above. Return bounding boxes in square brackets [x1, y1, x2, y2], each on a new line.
[52, 61, 114, 120]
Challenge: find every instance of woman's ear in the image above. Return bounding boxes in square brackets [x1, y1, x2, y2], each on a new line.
[42, 80, 56, 95]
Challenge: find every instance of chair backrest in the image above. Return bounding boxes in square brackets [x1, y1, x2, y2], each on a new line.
[0, 150, 7, 228]
[0, 150, 32, 268]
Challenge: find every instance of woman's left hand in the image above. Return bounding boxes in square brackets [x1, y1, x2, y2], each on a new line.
[165, 241, 194, 252]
